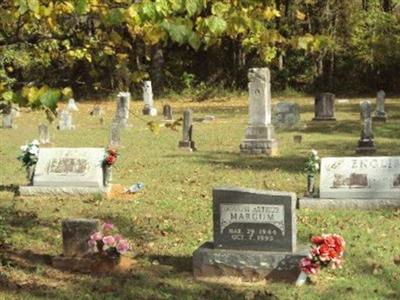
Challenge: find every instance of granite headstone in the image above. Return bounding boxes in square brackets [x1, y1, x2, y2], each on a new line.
[313, 93, 336, 121]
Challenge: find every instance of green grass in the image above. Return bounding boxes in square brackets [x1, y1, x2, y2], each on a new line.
[0, 97, 399, 299]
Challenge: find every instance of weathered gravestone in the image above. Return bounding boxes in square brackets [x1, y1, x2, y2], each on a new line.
[240, 68, 278, 156]
[67, 98, 79, 111]
[193, 187, 307, 282]
[312, 93, 336, 121]
[299, 156, 400, 209]
[19, 148, 110, 195]
[109, 121, 122, 147]
[356, 100, 375, 154]
[62, 219, 100, 257]
[178, 109, 196, 151]
[162, 104, 173, 120]
[272, 102, 301, 129]
[90, 105, 104, 117]
[142, 81, 157, 116]
[113, 92, 131, 128]
[58, 110, 75, 130]
[38, 123, 50, 144]
[11, 104, 20, 118]
[373, 90, 387, 122]
[2, 113, 13, 128]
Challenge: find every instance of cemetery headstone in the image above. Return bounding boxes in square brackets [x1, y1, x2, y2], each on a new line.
[162, 104, 173, 120]
[2, 113, 13, 128]
[373, 90, 387, 122]
[19, 147, 110, 195]
[293, 135, 302, 144]
[299, 156, 400, 209]
[178, 109, 196, 151]
[62, 219, 100, 257]
[113, 92, 131, 128]
[272, 102, 301, 128]
[312, 93, 336, 121]
[356, 100, 375, 154]
[240, 68, 278, 156]
[90, 105, 104, 117]
[58, 110, 75, 130]
[109, 121, 122, 147]
[193, 187, 307, 281]
[142, 81, 157, 116]
[67, 98, 79, 112]
[38, 123, 50, 144]
[11, 104, 20, 117]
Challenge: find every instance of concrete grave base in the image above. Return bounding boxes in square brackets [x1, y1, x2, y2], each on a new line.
[142, 107, 157, 116]
[311, 117, 336, 121]
[240, 139, 278, 156]
[356, 139, 376, 154]
[19, 185, 111, 196]
[372, 116, 387, 122]
[179, 141, 196, 152]
[193, 242, 307, 282]
[298, 198, 400, 209]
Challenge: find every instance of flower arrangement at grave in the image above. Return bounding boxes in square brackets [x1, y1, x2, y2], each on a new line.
[102, 148, 118, 186]
[304, 149, 320, 195]
[296, 234, 345, 285]
[18, 140, 40, 184]
[88, 223, 130, 262]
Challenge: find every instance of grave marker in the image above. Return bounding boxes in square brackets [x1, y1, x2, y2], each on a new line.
[272, 102, 301, 128]
[356, 100, 375, 154]
[193, 187, 306, 282]
[38, 123, 50, 144]
[142, 81, 157, 116]
[240, 68, 278, 156]
[19, 148, 110, 195]
[313, 93, 336, 121]
[62, 219, 99, 257]
[178, 109, 196, 151]
[373, 90, 387, 122]
[163, 104, 173, 120]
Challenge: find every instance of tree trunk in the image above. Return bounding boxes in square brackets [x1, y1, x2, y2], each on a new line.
[150, 44, 164, 96]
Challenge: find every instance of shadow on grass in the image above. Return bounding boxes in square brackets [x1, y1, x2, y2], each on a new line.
[166, 151, 306, 173]
[0, 246, 279, 300]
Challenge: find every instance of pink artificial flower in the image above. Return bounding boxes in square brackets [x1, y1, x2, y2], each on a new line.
[300, 257, 320, 275]
[90, 232, 103, 241]
[102, 223, 114, 232]
[102, 235, 116, 250]
[114, 234, 123, 242]
[116, 239, 130, 254]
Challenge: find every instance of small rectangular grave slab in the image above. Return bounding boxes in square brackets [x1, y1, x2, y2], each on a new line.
[213, 187, 296, 252]
[62, 219, 99, 257]
[320, 156, 400, 199]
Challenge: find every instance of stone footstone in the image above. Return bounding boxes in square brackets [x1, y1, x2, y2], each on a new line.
[62, 219, 100, 257]
[193, 242, 307, 282]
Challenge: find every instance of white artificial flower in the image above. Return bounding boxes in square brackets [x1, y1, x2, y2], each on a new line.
[311, 149, 318, 156]
[28, 146, 39, 156]
[315, 163, 319, 170]
[20, 145, 28, 152]
[31, 139, 40, 146]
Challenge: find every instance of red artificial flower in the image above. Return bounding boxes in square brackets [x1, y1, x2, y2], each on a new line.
[108, 148, 118, 157]
[311, 235, 324, 245]
[106, 155, 117, 166]
[323, 235, 336, 247]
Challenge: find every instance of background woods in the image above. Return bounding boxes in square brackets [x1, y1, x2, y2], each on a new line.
[1, 0, 400, 102]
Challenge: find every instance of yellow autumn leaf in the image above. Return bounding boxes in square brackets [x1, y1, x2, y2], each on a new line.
[263, 7, 280, 21]
[296, 10, 306, 21]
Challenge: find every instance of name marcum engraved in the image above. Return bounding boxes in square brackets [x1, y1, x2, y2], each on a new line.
[47, 158, 90, 175]
[220, 204, 284, 235]
[332, 173, 369, 188]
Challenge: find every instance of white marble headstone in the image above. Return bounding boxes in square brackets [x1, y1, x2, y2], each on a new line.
[67, 98, 79, 112]
[320, 157, 400, 199]
[33, 148, 105, 188]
